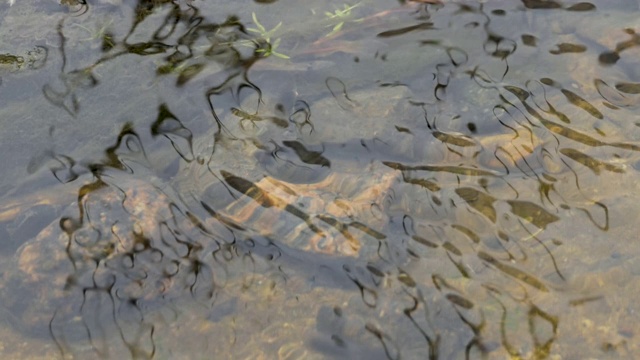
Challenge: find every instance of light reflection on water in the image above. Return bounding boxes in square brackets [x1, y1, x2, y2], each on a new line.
[1, 0, 640, 358]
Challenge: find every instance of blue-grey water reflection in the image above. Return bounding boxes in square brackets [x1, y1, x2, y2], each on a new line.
[1, 0, 640, 358]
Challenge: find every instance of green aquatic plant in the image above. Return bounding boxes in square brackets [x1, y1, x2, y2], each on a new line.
[71, 19, 113, 42]
[255, 37, 289, 59]
[246, 12, 290, 59]
[70, 19, 115, 51]
[242, 4, 362, 58]
[155, 60, 190, 76]
[324, 3, 360, 37]
[247, 11, 282, 43]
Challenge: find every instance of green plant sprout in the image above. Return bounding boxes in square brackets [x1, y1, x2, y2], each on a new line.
[255, 37, 290, 59]
[247, 12, 282, 43]
[246, 12, 290, 59]
[324, 3, 361, 37]
[71, 19, 114, 43]
[156, 59, 190, 76]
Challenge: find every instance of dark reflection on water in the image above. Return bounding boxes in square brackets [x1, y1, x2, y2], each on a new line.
[1, 0, 640, 358]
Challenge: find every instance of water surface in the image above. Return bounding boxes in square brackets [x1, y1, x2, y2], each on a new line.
[1, 0, 640, 358]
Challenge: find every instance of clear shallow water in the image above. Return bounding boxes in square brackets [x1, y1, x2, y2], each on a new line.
[1, 0, 640, 358]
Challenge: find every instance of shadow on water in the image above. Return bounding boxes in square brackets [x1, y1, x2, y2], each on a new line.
[1, 0, 640, 358]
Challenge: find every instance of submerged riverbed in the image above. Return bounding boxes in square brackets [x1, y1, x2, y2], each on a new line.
[1, 0, 640, 358]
